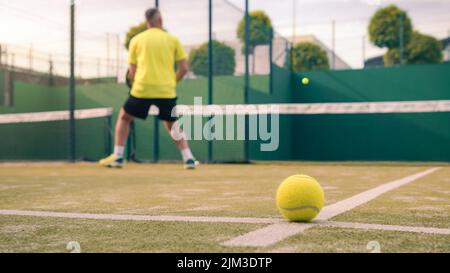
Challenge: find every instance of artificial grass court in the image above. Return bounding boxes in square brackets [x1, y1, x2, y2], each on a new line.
[0, 162, 449, 253]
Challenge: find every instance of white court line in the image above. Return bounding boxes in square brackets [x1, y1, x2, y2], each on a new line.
[222, 167, 441, 247]
[1, 209, 449, 236]
[320, 221, 450, 235]
[0, 210, 281, 224]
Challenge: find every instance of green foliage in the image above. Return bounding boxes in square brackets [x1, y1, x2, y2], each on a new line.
[368, 4, 413, 49]
[237, 10, 273, 54]
[188, 40, 236, 77]
[406, 32, 443, 65]
[289, 42, 330, 72]
[384, 48, 401, 66]
[384, 32, 443, 66]
[125, 22, 147, 50]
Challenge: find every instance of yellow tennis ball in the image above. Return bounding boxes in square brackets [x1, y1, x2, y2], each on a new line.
[302, 77, 309, 85]
[276, 174, 324, 222]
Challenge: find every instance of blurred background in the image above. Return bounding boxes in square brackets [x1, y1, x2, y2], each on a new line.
[0, 0, 449, 80]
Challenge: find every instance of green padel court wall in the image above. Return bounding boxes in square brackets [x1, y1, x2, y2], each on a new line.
[0, 70, 281, 161]
[0, 82, 124, 160]
[1, 63, 449, 162]
[292, 63, 450, 162]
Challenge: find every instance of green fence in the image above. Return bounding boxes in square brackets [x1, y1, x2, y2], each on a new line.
[1, 63, 449, 162]
[292, 63, 450, 162]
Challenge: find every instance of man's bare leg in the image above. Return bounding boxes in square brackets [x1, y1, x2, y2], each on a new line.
[99, 108, 134, 167]
[115, 108, 134, 148]
[163, 120, 189, 150]
[163, 120, 197, 169]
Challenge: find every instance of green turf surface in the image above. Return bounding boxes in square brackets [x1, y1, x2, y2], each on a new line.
[0, 162, 448, 252]
[0, 215, 262, 253]
[270, 227, 450, 253]
[333, 167, 450, 228]
[0, 163, 428, 216]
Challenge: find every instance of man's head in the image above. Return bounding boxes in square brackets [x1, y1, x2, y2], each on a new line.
[145, 8, 162, 28]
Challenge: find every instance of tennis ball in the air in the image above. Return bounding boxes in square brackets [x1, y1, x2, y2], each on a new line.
[301, 77, 310, 85]
[276, 174, 324, 222]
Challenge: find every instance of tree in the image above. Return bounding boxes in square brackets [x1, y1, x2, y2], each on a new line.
[188, 40, 236, 77]
[125, 22, 147, 50]
[289, 42, 330, 72]
[384, 32, 443, 66]
[406, 32, 443, 65]
[236, 10, 273, 74]
[368, 4, 413, 49]
[383, 48, 401, 66]
[237, 10, 273, 54]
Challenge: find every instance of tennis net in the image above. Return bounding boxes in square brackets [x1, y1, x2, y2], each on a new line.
[0, 108, 113, 161]
[148, 100, 450, 116]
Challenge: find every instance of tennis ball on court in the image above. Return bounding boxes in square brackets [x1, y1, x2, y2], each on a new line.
[301, 77, 309, 85]
[276, 174, 324, 222]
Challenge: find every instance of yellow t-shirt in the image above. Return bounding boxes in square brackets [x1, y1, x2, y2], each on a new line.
[128, 28, 187, 99]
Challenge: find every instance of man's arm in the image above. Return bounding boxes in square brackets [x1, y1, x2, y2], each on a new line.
[176, 59, 188, 82]
[128, 64, 137, 82]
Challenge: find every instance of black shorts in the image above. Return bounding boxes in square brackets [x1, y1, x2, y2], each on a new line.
[123, 96, 178, 121]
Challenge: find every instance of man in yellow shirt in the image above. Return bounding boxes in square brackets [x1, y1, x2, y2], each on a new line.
[100, 8, 197, 169]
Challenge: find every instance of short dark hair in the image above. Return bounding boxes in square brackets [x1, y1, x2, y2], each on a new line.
[145, 8, 161, 24]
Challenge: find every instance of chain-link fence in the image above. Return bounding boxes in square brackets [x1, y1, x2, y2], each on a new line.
[0, 43, 126, 82]
[1, 1, 448, 79]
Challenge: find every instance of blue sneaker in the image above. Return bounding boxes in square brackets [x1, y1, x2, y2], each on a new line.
[184, 159, 199, 170]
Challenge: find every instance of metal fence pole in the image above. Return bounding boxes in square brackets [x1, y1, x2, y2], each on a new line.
[399, 15, 404, 65]
[5, 46, 9, 67]
[331, 20, 336, 69]
[97, 58, 101, 78]
[289, 44, 294, 72]
[269, 27, 273, 94]
[69, 1, 76, 162]
[106, 33, 111, 76]
[244, 0, 250, 162]
[49, 54, 54, 86]
[4, 69, 13, 107]
[29, 44, 33, 71]
[207, 0, 213, 162]
[115, 34, 120, 82]
[447, 30, 450, 61]
[362, 35, 366, 68]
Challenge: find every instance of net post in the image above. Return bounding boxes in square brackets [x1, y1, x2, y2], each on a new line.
[243, 0, 250, 163]
[69, 1, 76, 162]
[207, 0, 213, 163]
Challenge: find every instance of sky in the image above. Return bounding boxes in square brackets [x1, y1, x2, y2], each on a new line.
[0, 0, 449, 72]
